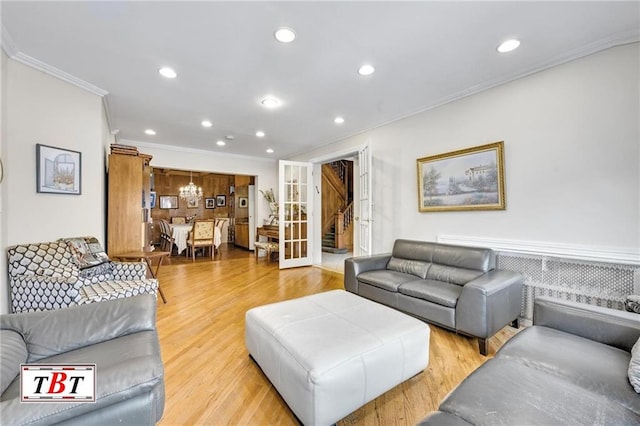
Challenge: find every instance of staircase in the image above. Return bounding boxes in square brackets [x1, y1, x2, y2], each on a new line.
[322, 224, 348, 254]
[321, 160, 354, 254]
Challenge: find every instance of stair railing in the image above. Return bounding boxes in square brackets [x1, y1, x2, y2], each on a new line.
[333, 202, 353, 249]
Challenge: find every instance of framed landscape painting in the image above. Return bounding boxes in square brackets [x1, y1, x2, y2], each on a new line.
[417, 141, 506, 212]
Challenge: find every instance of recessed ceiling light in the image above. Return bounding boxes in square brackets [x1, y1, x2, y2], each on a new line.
[256, 131, 265, 138]
[274, 27, 296, 43]
[261, 96, 281, 108]
[497, 39, 520, 53]
[201, 120, 212, 128]
[334, 116, 345, 124]
[358, 64, 375, 76]
[145, 129, 156, 135]
[158, 67, 177, 79]
[216, 140, 226, 146]
[266, 148, 274, 154]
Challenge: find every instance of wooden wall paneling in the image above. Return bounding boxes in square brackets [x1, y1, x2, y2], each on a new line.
[321, 171, 344, 235]
[150, 171, 239, 231]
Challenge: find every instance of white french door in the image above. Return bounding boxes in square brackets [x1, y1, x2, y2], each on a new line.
[358, 145, 372, 256]
[278, 160, 313, 269]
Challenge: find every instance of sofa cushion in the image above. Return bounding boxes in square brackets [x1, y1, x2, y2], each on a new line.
[432, 244, 494, 272]
[629, 337, 640, 393]
[497, 326, 640, 415]
[437, 358, 640, 425]
[0, 330, 27, 395]
[391, 239, 434, 262]
[7, 241, 75, 277]
[398, 280, 462, 308]
[358, 270, 416, 292]
[426, 264, 485, 286]
[64, 236, 110, 270]
[79, 280, 158, 304]
[387, 257, 430, 279]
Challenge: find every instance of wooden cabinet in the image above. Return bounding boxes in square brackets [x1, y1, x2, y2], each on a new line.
[235, 223, 249, 249]
[107, 154, 151, 255]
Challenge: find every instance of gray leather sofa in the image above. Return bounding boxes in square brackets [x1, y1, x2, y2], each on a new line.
[1, 294, 165, 425]
[344, 239, 523, 355]
[420, 296, 640, 425]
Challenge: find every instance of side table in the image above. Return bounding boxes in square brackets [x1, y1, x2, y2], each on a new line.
[113, 251, 169, 303]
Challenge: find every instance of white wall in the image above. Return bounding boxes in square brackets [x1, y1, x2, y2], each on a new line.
[1, 58, 106, 313]
[1, 51, 8, 313]
[121, 141, 279, 227]
[293, 44, 640, 257]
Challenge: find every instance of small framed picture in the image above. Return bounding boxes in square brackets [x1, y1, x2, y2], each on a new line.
[160, 195, 178, 209]
[36, 144, 82, 194]
[205, 198, 216, 209]
[239, 197, 248, 208]
[150, 191, 157, 209]
[216, 195, 226, 207]
[187, 198, 198, 208]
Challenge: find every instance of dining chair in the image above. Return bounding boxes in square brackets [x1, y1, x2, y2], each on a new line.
[186, 219, 215, 262]
[171, 216, 186, 224]
[158, 219, 174, 255]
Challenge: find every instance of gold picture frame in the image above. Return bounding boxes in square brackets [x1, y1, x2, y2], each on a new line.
[417, 141, 506, 212]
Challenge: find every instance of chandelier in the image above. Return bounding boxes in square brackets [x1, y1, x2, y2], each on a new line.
[179, 172, 203, 203]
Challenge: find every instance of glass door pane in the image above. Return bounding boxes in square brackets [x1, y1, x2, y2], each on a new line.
[279, 161, 313, 268]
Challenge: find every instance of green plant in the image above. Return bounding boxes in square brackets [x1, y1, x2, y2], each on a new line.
[260, 188, 276, 203]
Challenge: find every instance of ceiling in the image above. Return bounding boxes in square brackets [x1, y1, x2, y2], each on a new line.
[2, 1, 639, 159]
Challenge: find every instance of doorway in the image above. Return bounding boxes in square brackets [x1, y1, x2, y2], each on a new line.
[310, 143, 371, 274]
[319, 159, 354, 273]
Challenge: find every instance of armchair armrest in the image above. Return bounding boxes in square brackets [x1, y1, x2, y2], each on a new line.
[1, 294, 157, 362]
[533, 296, 640, 352]
[456, 269, 523, 339]
[344, 254, 392, 293]
[110, 261, 148, 279]
[10, 275, 80, 312]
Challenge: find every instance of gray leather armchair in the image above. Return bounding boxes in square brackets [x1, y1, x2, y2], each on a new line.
[1, 294, 165, 425]
[344, 239, 523, 355]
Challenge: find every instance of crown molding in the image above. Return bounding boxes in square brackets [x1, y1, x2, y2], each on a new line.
[362, 31, 640, 135]
[437, 234, 640, 265]
[1, 27, 108, 97]
[1, 26, 19, 57]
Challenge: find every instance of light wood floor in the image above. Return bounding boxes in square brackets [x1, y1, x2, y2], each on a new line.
[155, 244, 519, 425]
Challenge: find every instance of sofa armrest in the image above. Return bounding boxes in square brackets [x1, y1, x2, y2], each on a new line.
[456, 269, 523, 339]
[533, 296, 640, 352]
[344, 254, 392, 293]
[0, 294, 157, 362]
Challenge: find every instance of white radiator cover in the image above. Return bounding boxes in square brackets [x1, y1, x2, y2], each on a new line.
[437, 235, 640, 322]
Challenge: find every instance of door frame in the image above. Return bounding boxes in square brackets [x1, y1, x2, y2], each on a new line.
[308, 142, 370, 265]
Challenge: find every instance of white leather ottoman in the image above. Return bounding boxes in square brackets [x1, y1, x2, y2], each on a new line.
[245, 290, 430, 425]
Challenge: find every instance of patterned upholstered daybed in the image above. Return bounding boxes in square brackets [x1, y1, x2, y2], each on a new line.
[7, 236, 158, 313]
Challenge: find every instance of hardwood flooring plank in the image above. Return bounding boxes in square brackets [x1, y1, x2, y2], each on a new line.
[155, 244, 518, 425]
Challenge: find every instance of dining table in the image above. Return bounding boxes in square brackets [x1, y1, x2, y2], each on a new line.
[171, 223, 222, 255]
